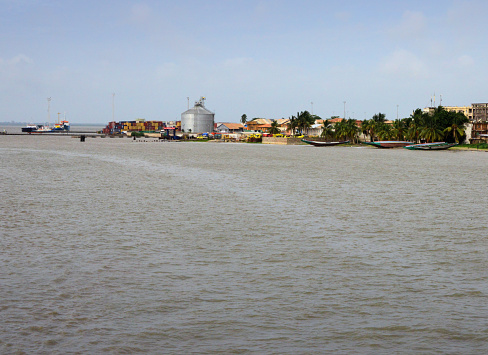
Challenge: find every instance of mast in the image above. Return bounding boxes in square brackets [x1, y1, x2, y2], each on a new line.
[47, 97, 51, 124]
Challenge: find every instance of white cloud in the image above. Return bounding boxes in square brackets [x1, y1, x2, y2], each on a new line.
[0, 54, 33, 66]
[379, 49, 427, 78]
[11, 54, 33, 64]
[390, 10, 427, 39]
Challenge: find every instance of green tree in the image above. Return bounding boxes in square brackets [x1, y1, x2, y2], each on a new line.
[334, 119, 358, 142]
[372, 112, 386, 123]
[334, 120, 347, 140]
[269, 120, 281, 135]
[287, 115, 297, 136]
[444, 113, 468, 143]
[321, 119, 334, 140]
[406, 108, 425, 143]
[420, 114, 443, 143]
[362, 113, 387, 141]
[296, 111, 315, 135]
[439, 110, 468, 143]
[391, 119, 406, 140]
[346, 119, 359, 143]
[361, 119, 374, 142]
[376, 122, 393, 140]
[241, 114, 247, 125]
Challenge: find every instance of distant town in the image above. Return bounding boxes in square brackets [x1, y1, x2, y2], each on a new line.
[100, 98, 488, 145]
[5, 97, 488, 146]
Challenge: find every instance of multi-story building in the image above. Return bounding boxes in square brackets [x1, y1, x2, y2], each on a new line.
[472, 103, 488, 122]
[471, 103, 488, 142]
[423, 106, 473, 120]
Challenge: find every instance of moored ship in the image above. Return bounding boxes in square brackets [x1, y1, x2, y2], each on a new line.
[22, 120, 70, 133]
[21, 124, 41, 133]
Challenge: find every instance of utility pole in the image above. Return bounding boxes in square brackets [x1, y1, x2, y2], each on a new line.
[311, 101, 313, 115]
[112, 93, 115, 122]
[47, 97, 51, 124]
[397, 105, 399, 120]
[343, 101, 346, 120]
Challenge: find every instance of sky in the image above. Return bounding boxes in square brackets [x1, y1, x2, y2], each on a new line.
[1, 0, 487, 124]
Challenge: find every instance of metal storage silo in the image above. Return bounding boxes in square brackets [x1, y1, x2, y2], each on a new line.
[181, 97, 215, 133]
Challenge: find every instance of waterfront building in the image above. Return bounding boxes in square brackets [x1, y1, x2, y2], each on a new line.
[472, 103, 488, 122]
[471, 103, 488, 142]
[216, 123, 244, 133]
[245, 118, 272, 131]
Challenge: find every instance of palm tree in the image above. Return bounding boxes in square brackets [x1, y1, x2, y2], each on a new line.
[442, 112, 468, 143]
[320, 119, 334, 140]
[362, 113, 386, 141]
[334, 120, 347, 141]
[406, 109, 425, 143]
[406, 122, 421, 143]
[287, 115, 297, 136]
[372, 112, 386, 123]
[296, 111, 314, 136]
[391, 120, 405, 140]
[376, 122, 393, 140]
[334, 119, 358, 142]
[443, 120, 465, 143]
[420, 115, 443, 143]
[361, 119, 372, 142]
[345, 119, 359, 143]
[241, 114, 247, 125]
[269, 120, 280, 135]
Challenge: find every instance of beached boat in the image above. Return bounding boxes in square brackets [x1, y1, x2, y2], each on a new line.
[302, 139, 349, 146]
[404, 142, 458, 150]
[362, 141, 413, 148]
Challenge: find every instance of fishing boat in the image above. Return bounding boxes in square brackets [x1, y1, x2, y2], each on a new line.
[404, 142, 458, 150]
[301, 139, 349, 146]
[362, 141, 413, 148]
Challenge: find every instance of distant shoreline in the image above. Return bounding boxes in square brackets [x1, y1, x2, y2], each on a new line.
[0, 122, 106, 126]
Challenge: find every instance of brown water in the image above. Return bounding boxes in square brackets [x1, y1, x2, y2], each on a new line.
[1, 135, 488, 354]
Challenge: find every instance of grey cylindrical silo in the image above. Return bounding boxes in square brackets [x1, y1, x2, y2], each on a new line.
[181, 97, 215, 133]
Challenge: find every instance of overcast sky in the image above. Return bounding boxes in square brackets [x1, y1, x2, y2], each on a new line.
[1, 0, 486, 124]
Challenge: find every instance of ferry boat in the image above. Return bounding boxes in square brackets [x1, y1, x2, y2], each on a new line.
[52, 120, 70, 132]
[22, 120, 70, 133]
[21, 124, 40, 133]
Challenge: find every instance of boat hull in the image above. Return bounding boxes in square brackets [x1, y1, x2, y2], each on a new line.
[363, 141, 413, 148]
[404, 142, 458, 150]
[302, 139, 349, 147]
[22, 127, 37, 133]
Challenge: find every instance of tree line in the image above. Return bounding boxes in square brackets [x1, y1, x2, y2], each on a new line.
[358, 108, 469, 143]
[242, 106, 469, 143]
[318, 107, 468, 143]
